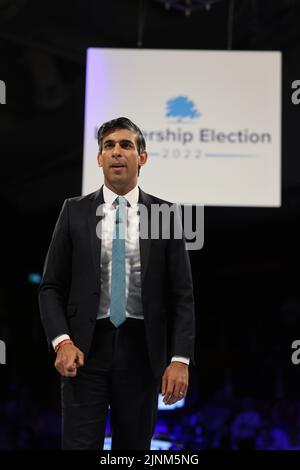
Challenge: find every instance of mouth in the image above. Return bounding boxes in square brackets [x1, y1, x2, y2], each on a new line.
[110, 163, 126, 170]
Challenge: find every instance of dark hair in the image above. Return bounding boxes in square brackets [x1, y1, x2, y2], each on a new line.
[97, 117, 146, 154]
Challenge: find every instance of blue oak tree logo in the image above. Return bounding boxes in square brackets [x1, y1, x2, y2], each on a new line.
[166, 96, 200, 121]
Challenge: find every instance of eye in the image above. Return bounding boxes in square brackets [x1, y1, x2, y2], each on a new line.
[122, 142, 133, 149]
[104, 142, 113, 149]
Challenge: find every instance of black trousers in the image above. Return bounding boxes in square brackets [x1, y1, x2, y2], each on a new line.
[61, 318, 160, 450]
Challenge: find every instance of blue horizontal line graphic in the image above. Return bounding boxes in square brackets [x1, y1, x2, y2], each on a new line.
[205, 153, 258, 158]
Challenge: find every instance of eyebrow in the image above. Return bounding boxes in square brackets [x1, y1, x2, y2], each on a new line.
[103, 139, 135, 146]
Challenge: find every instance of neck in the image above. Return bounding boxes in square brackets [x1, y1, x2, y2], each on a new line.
[104, 179, 137, 196]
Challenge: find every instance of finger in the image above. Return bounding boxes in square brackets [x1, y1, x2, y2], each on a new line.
[172, 385, 186, 402]
[55, 358, 67, 375]
[164, 393, 174, 405]
[65, 369, 77, 377]
[163, 386, 175, 404]
[55, 363, 77, 377]
[63, 362, 77, 375]
[76, 351, 84, 367]
[55, 356, 77, 377]
[65, 357, 77, 371]
[55, 363, 63, 375]
[171, 393, 184, 404]
[168, 392, 177, 404]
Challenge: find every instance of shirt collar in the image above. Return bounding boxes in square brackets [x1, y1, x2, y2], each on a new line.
[103, 184, 139, 208]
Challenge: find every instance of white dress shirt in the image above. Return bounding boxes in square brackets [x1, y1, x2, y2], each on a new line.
[52, 185, 189, 366]
[97, 185, 143, 320]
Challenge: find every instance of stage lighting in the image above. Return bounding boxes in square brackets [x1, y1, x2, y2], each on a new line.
[155, 0, 224, 17]
[28, 273, 41, 284]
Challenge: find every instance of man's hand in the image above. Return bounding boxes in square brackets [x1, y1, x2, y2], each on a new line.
[55, 343, 84, 377]
[161, 361, 189, 405]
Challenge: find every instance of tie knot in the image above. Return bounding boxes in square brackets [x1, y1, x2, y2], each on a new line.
[114, 196, 128, 207]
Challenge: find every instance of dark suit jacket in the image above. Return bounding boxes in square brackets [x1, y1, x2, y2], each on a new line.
[38, 186, 195, 378]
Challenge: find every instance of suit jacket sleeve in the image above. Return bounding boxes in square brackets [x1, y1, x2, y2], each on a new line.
[38, 199, 72, 345]
[166, 205, 196, 365]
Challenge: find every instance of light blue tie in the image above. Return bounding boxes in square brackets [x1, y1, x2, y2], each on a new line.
[110, 196, 126, 327]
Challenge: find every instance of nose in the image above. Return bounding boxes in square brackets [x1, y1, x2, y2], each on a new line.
[112, 142, 122, 157]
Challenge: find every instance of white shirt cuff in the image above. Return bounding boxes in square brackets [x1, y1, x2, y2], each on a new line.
[171, 356, 190, 366]
[52, 334, 71, 351]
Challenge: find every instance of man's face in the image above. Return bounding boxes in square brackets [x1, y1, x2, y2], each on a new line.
[97, 128, 147, 193]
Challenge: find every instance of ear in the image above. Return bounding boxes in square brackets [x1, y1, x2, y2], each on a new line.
[97, 151, 103, 167]
[138, 151, 148, 167]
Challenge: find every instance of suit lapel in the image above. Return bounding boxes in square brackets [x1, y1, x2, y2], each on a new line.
[88, 186, 104, 283]
[138, 187, 152, 283]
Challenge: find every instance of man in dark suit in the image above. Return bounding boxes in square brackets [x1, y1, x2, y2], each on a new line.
[39, 117, 195, 450]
